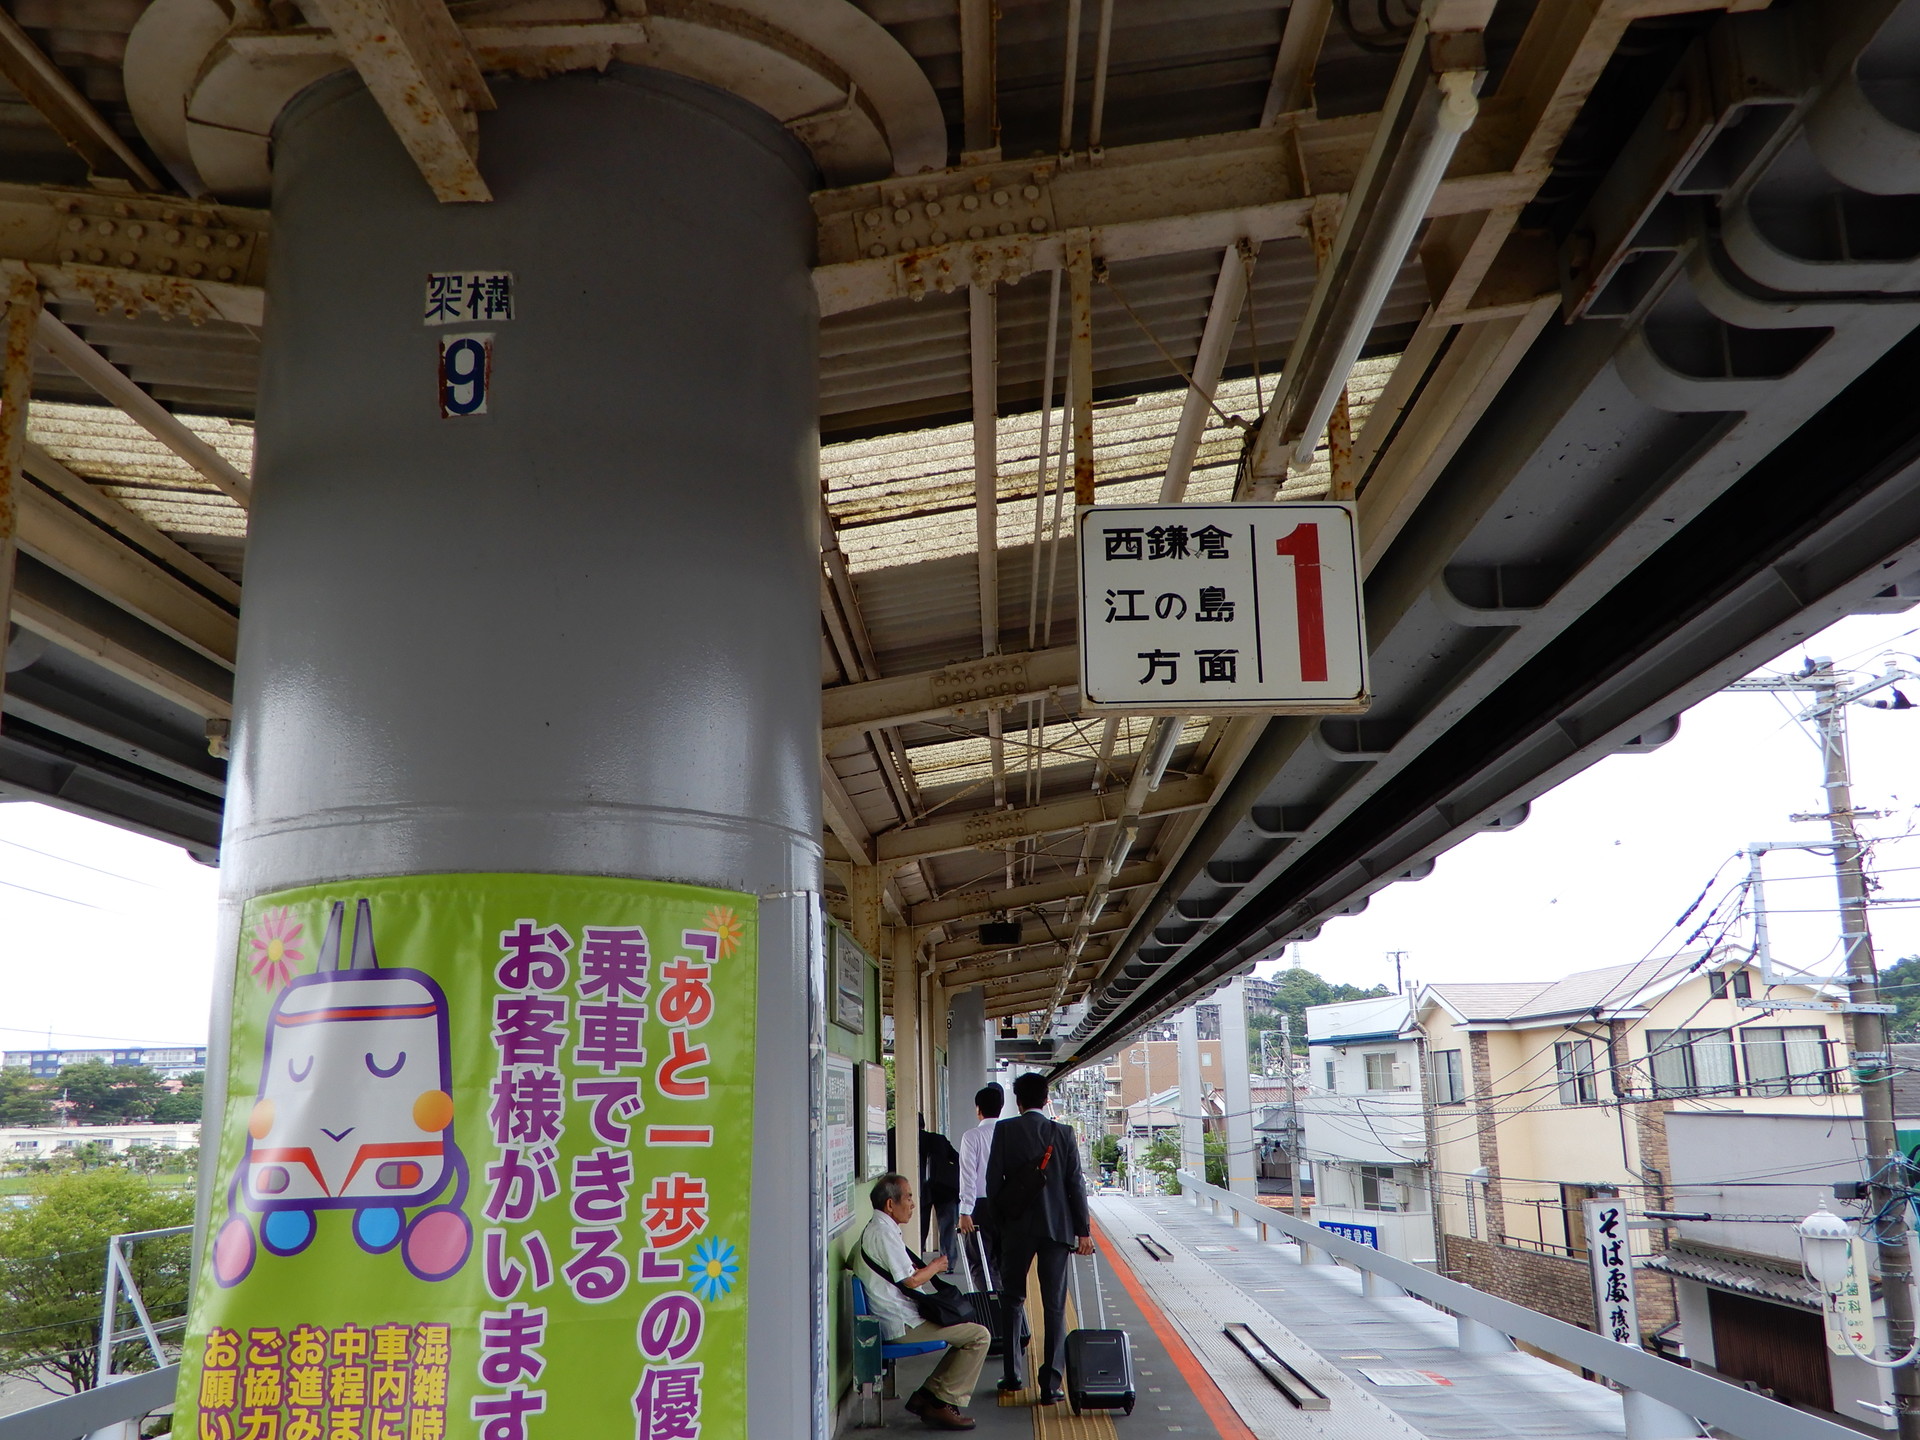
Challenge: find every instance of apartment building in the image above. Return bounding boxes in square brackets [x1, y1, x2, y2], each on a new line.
[1302, 993, 1435, 1262]
[1415, 955, 1853, 1344]
[1103, 1035, 1224, 1124]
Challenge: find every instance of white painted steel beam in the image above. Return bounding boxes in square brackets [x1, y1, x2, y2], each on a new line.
[908, 860, 1161, 927]
[15, 480, 237, 665]
[934, 908, 1128, 965]
[0, 10, 164, 191]
[822, 645, 1078, 744]
[874, 774, 1213, 866]
[34, 310, 252, 508]
[299, 0, 495, 204]
[0, 265, 37, 688]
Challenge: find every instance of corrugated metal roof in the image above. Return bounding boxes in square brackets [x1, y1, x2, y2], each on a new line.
[1644, 1242, 1823, 1310]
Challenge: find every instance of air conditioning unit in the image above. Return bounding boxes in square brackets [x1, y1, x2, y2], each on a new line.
[1391, 1061, 1412, 1089]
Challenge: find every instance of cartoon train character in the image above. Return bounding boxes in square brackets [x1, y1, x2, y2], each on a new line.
[211, 899, 472, 1287]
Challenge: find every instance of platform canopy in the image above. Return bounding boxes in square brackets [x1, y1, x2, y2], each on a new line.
[4, 0, 1920, 1068]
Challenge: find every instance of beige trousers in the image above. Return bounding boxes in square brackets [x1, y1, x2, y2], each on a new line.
[900, 1320, 991, 1407]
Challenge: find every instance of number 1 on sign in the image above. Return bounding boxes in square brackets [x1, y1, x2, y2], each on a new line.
[1274, 523, 1327, 682]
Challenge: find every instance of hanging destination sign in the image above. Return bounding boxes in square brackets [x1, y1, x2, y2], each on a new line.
[1077, 502, 1370, 714]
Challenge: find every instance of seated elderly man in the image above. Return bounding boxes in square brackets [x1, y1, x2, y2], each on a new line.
[859, 1172, 991, 1430]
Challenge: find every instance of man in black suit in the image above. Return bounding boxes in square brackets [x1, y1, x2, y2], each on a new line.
[983, 1071, 1093, 1405]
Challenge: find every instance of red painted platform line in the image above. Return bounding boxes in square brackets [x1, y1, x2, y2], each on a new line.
[1092, 1217, 1259, 1440]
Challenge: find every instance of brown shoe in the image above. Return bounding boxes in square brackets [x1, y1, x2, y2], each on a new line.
[903, 1389, 934, 1417]
[918, 1401, 976, 1430]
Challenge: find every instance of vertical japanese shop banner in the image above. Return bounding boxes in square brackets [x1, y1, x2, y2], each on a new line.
[176, 874, 757, 1440]
[1582, 1198, 1638, 1347]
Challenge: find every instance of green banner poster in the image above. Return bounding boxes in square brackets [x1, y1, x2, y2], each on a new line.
[175, 873, 757, 1440]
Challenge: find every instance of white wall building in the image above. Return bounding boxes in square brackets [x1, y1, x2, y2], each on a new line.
[1, 1122, 201, 1158]
[1304, 993, 1434, 1262]
[1646, 1112, 1890, 1427]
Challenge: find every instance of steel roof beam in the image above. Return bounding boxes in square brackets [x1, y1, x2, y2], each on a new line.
[908, 859, 1160, 927]
[16, 479, 237, 666]
[935, 909, 1127, 966]
[301, 0, 495, 204]
[35, 310, 251, 508]
[11, 560, 233, 721]
[822, 644, 1078, 744]
[946, 946, 1110, 989]
[873, 773, 1212, 866]
[812, 118, 1527, 314]
[0, 8, 164, 192]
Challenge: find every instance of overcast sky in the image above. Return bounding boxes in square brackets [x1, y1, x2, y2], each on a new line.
[3, 612, 1919, 1052]
[1265, 610, 1920, 996]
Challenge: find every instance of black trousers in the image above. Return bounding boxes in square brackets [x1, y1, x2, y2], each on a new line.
[998, 1230, 1071, 1386]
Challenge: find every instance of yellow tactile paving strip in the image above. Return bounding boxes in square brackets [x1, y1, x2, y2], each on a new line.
[994, 1266, 1119, 1440]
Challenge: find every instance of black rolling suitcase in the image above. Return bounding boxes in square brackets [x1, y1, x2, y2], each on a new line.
[1065, 1252, 1136, 1414]
[961, 1231, 1010, 1358]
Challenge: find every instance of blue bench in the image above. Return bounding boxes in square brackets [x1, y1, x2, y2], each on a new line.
[848, 1274, 948, 1425]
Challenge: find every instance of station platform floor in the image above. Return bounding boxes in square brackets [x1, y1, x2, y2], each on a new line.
[857, 1193, 1630, 1440]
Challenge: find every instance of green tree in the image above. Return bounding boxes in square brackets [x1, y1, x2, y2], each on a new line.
[1247, 967, 1393, 1066]
[53, 1063, 165, 1124]
[150, 1074, 204, 1124]
[0, 1069, 53, 1126]
[0, 1169, 193, 1393]
[1880, 955, 1920, 1043]
[1090, 1133, 1122, 1181]
[1204, 1131, 1226, 1187]
[1142, 1135, 1180, 1193]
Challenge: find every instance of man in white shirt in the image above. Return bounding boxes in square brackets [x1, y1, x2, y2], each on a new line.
[859, 1173, 990, 1430]
[955, 1083, 1003, 1262]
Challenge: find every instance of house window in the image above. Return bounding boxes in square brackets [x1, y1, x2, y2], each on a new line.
[1741, 1026, 1832, 1095]
[1324, 1061, 1337, 1091]
[1432, 1049, 1466, 1105]
[1359, 1164, 1399, 1212]
[1708, 968, 1753, 1000]
[1363, 1052, 1398, 1091]
[1201, 1053, 1214, 1068]
[1554, 1039, 1598, 1105]
[1646, 1029, 1738, 1096]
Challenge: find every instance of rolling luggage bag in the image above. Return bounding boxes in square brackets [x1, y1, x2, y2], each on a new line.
[961, 1231, 1010, 1358]
[1065, 1252, 1135, 1414]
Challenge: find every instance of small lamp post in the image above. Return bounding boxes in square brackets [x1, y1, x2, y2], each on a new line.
[1799, 1204, 1854, 1296]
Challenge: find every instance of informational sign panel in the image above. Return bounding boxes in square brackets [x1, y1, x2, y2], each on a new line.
[1078, 502, 1369, 713]
[177, 873, 756, 1440]
[824, 1053, 857, 1233]
[1824, 1233, 1877, 1356]
[833, 929, 867, 1034]
[1317, 1220, 1380, 1248]
[1583, 1198, 1639, 1346]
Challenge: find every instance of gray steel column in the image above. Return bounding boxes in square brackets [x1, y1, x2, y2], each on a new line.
[217, 67, 821, 1436]
[1176, 1005, 1205, 1184]
[945, 986, 990, 1123]
[1219, 976, 1258, 1202]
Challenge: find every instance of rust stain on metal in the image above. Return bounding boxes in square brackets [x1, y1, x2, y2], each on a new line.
[0, 265, 43, 686]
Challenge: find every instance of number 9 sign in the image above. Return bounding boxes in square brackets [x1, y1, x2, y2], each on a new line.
[438, 332, 492, 417]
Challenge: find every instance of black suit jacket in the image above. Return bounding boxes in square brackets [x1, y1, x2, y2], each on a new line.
[983, 1109, 1090, 1248]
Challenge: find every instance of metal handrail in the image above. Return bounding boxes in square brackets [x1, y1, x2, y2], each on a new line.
[0, 1365, 177, 1440]
[1173, 1171, 1860, 1440]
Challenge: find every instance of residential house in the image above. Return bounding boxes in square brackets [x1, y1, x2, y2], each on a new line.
[1645, 1111, 1890, 1428]
[1303, 993, 1435, 1262]
[1416, 955, 1854, 1345]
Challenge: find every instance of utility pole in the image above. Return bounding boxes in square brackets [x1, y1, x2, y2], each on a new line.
[1280, 1011, 1304, 1217]
[1731, 658, 1920, 1437]
[1388, 950, 1408, 994]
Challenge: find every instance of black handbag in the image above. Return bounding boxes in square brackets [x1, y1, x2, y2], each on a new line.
[862, 1238, 975, 1328]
